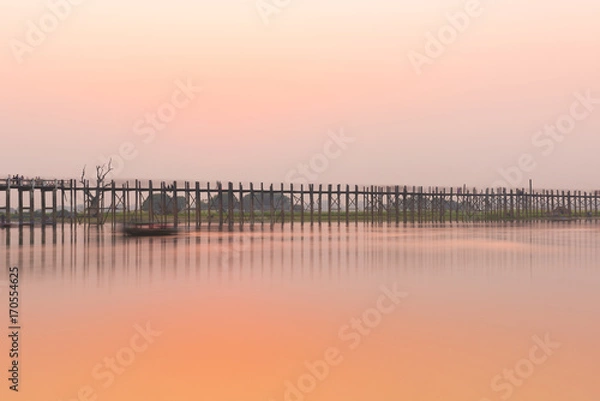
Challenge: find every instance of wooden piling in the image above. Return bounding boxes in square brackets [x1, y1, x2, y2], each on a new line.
[111, 181, 116, 228]
[123, 182, 128, 225]
[228, 182, 234, 232]
[173, 181, 179, 228]
[269, 184, 275, 228]
[207, 182, 212, 229]
[52, 181, 58, 226]
[337, 184, 341, 226]
[309, 184, 314, 227]
[449, 187, 453, 223]
[149, 180, 154, 223]
[300, 184, 305, 226]
[354, 185, 359, 226]
[280, 183, 285, 227]
[70, 179, 75, 227]
[327, 184, 332, 226]
[41, 185, 46, 226]
[403, 186, 408, 224]
[218, 182, 224, 230]
[185, 181, 191, 228]
[370, 186, 375, 225]
[135, 180, 140, 223]
[260, 183, 265, 228]
[250, 183, 255, 229]
[318, 184, 323, 225]
[239, 183, 244, 230]
[5, 179, 11, 224]
[345, 185, 350, 226]
[290, 184, 295, 227]
[195, 182, 201, 229]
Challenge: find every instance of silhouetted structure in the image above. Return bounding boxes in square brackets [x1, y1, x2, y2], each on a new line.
[1, 178, 598, 231]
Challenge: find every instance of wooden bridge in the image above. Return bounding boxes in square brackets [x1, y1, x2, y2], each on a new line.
[1, 177, 599, 231]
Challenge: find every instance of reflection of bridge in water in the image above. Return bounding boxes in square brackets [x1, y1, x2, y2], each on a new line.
[1, 177, 599, 231]
[2, 224, 599, 285]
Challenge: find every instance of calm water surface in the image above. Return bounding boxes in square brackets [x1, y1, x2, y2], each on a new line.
[1, 223, 599, 401]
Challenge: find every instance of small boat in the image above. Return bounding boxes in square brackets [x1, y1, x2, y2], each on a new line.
[0, 217, 12, 229]
[547, 216, 577, 222]
[123, 223, 178, 236]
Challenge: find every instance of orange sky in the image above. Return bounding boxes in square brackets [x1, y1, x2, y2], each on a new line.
[1, 0, 599, 189]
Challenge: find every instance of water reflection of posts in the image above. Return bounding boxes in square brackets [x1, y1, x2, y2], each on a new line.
[148, 237, 155, 284]
[110, 233, 117, 286]
[239, 235, 245, 282]
[299, 225, 304, 281]
[99, 228, 105, 283]
[197, 235, 203, 278]
[279, 229, 285, 282]
[3, 222, 596, 290]
[249, 233, 255, 281]
[287, 228, 294, 281]
[171, 237, 178, 281]
[310, 225, 316, 281]
[260, 230, 265, 279]
[184, 236, 191, 278]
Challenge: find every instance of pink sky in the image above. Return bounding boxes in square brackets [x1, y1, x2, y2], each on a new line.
[1, 0, 599, 189]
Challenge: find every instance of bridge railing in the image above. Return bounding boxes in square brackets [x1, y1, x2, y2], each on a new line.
[2, 177, 60, 188]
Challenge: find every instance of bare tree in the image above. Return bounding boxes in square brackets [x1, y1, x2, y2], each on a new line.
[80, 159, 114, 221]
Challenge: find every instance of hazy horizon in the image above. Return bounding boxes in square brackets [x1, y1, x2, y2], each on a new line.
[1, 0, 599, 189]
